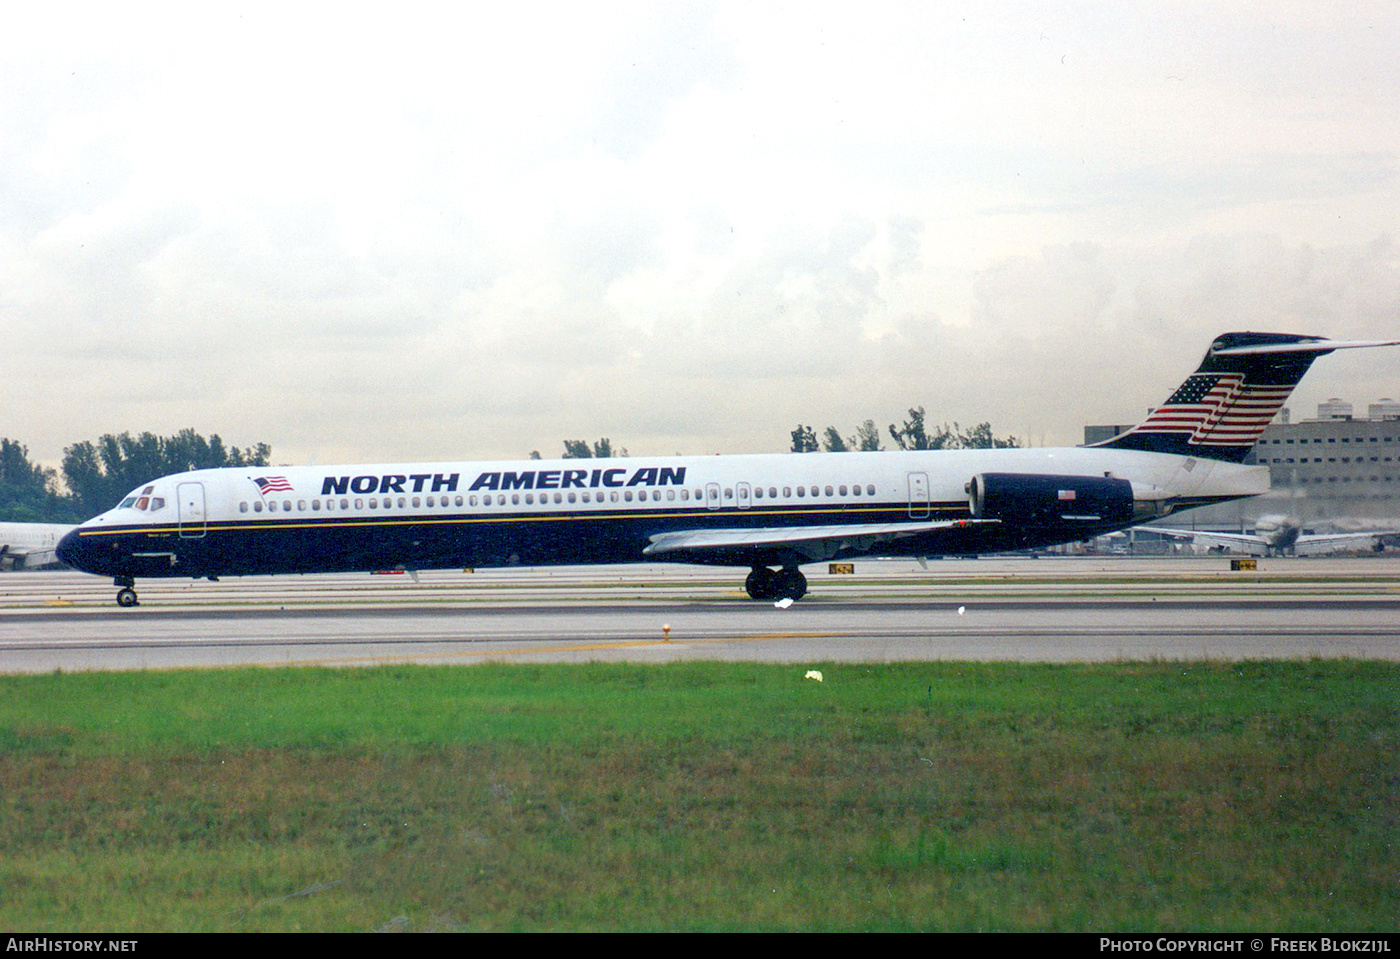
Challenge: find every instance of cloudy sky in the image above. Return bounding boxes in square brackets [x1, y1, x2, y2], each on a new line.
[3, 2, 1398, 471]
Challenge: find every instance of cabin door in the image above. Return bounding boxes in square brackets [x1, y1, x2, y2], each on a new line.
[906, 472, 930, 519]
[178, 482, 207, 539]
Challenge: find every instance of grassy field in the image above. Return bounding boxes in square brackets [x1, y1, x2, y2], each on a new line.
[1, 660, 1396, 931]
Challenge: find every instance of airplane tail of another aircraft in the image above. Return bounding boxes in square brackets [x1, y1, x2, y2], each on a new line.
[1090, 332, 1399, 463]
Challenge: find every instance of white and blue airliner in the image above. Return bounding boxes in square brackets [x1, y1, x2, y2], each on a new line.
[57, 332, 1397, 606]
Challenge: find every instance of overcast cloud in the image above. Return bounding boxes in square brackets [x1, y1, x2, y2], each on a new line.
[3, 2, 1397, 471]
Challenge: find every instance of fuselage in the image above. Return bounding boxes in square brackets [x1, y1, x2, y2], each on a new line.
[0, 522, 77, 570]
[56, 445, 1267, 581]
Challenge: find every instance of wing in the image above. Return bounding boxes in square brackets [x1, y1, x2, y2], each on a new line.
[1149, 528, 1268, 555]
[642, 519, 998, 563]
[0, 544, 61, 570]
[1292, 531, 1395, 556]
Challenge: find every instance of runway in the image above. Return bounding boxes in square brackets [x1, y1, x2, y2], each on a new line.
[2, 557, 1398, 672]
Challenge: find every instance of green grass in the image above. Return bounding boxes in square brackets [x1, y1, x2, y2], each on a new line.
[1, 661, 1396, 931]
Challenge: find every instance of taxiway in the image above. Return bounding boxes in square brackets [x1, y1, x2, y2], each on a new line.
[1, 557, 1397, 672]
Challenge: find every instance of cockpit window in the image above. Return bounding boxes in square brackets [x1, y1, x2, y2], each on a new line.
[118, 486, 165, 511]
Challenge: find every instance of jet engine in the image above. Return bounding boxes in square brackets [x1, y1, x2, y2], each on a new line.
[967, 473, 1137, 525]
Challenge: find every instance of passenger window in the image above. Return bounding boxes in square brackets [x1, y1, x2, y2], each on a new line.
[796, 487, 805, 497]
[254, 501, 263, 513]
[239, 502, 248, 513]
[866, 484, 875, 496]
[825, 486, 833, 497]
[839, 485, 847, 496]
[455, 495, 464, 507]
[269, 501, 278, 512]
[412, 497, 421, 508]
[298, 500, 307, 511]
[312, 500, 320, 511]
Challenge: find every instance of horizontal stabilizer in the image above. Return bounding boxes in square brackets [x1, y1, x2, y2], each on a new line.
[1210, 337, 1400, 356]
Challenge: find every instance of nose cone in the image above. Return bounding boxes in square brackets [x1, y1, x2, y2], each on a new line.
[56, 527, 103, 574]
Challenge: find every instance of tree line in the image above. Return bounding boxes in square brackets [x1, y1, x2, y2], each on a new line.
[0, 430, 270, 523]
[529, 438, 628, 460]
[531, 409, 1018, 462]
[791, 407, 1020, 452]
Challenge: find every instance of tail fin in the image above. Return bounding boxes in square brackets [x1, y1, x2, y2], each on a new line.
[1093, 332, 1399, 462]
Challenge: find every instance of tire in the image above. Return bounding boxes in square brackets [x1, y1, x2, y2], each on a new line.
[745, 567, 777, 600]
[773, 568, 807, 601]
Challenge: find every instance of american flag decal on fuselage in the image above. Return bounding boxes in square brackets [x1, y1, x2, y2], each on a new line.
[253, 476, 294, 495]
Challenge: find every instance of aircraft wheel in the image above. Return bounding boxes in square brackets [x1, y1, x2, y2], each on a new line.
[773, 568, 807, 601]
[116, 587, 138, 608]
[745, 566, 777, 600]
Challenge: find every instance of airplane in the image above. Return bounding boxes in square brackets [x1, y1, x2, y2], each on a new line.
[56, 331, 1399, 607]
[1148, 515, 1397, 556]
[0, 522, 77, 571]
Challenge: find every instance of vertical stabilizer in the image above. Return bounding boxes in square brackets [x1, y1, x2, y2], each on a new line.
[1092, 332, 1398, 462]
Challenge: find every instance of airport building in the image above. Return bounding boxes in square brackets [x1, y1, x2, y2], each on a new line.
[1085, 397, 1400, 531]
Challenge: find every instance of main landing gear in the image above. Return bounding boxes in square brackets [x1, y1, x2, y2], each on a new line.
[114, 576, 138, 608]
[745, 566, 807, 601]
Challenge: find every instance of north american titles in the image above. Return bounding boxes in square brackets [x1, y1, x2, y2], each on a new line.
[320, 467, 687, 496]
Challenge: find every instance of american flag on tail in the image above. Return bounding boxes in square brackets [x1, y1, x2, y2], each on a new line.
[1093, 332, 1399, 462]
[1132, 373, 1291, 448]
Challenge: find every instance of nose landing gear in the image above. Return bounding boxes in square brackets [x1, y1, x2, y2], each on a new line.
[114, 577, 139, 608]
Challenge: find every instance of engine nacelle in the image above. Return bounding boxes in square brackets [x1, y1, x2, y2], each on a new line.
[967, 473, 1136, 525]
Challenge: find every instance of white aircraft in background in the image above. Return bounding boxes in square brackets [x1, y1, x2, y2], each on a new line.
[0, 522, 77, 570]
[56, 331, 1400, 606]
[1149, 516, 1397, 556]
